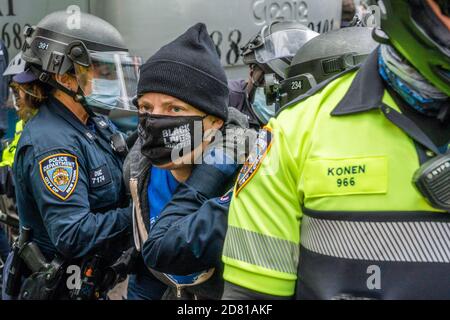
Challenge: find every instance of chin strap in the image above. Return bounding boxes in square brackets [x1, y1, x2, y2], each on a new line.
[72, 87, 97, 118]
[29, 66, 96, 118]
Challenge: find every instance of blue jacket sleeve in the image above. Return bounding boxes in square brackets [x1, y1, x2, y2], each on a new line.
[143, 164, 233, 275]
[21, 146, 131, 259]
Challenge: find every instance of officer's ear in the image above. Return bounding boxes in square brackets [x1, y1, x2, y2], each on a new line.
[54, 73, 78, 92]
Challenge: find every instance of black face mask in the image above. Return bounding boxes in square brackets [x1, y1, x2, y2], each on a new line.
[138, 113, 206, 166]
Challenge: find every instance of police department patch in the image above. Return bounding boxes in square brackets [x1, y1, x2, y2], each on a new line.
[235, 128, 273, 197]
[39, 154, 79, 201]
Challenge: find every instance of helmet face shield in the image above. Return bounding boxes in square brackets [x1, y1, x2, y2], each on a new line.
[380, 0, 450, 95]
[410, 0, 450, 58]
[255, 28, 319, 64]
[410, 0, 450, 88]
[74, 51, 142, 112]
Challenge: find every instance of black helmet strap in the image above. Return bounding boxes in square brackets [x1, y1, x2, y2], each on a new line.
[29, 65, 96, 118]
[289, 53, 369, 83]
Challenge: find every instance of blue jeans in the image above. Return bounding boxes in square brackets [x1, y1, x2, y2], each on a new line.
[1, 252, 15, 300]
[0, 225, 10, 262]
[127, 265, 167, 300]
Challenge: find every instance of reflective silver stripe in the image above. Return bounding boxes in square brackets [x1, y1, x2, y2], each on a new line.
[301, 216, 450, 263]
[223, 226, 299, 274]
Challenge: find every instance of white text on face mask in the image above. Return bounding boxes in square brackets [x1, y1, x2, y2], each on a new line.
[163, 124, 191, 149]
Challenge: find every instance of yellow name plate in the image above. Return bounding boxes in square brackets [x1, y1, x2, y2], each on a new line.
[304, 156, 388, 198]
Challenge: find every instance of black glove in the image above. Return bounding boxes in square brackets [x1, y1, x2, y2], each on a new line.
[0, 129, 6, 141]
[101, 247, 139, 291]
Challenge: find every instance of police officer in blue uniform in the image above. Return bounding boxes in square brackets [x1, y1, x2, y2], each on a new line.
[0, 40, 10, 264]
[2, 11, 141, 300]
[0, 39, 9, 140]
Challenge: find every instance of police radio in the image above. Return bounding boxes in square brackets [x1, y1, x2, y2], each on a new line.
[110, 133, 129, 157]
[414, 152, 450, 212]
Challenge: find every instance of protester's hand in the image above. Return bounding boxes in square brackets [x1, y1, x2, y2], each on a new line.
[203, 124, 257, 179]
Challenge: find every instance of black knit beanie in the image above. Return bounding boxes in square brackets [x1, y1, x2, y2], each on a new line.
[137, 23, 229, 121]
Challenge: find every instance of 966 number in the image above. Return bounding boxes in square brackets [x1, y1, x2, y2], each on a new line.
[337, 177, 355, 188]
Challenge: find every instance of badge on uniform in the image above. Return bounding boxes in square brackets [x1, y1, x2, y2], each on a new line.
[95, 118, 109, 129]
[217, 189, 233, 205]
[235, 127, 273, 197]
[89, 165, 112, 188]
[39, 154, 79, 201]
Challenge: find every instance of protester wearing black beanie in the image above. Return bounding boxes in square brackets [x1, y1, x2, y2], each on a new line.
[126, 23, 257, 302]
[137, 23, 229, 122]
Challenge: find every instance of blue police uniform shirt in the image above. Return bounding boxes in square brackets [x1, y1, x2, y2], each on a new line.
[0, 41, 9, 108]
[0, 41, 10, 135]
[14, 97, 131, 260]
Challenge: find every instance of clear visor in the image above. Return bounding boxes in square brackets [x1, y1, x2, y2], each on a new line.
[74, 51, 142, 111]
[255, 28, 318, 64]
[411, 0, 450, 57]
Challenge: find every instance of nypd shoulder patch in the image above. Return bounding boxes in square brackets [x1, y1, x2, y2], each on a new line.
[235, 127, 273, 197]
[39, 153, 79, 201]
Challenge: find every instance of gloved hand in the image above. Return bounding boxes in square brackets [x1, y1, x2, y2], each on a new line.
[187, 108, 257, 198]
[101, 246, 139, 291]
[202, 108, 257, 179]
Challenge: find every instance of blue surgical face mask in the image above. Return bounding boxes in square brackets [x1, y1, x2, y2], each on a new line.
[252, 87, 276, 125]
[84, 78, 121, 109]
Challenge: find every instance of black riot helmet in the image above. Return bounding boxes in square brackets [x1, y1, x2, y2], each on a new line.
[279, 27, 379, 107]
[241, 20, 319, 121]
[21, 11, 141, 116]
[242, 20, 319, 79]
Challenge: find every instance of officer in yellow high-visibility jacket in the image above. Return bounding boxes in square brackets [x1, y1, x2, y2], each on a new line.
[222, 0, 450, 300]
[1, 52, 42, 169]
[0, 120, 23, 167]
